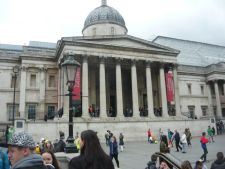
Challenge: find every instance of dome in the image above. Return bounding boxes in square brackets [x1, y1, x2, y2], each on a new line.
[83, 3, 127, 33]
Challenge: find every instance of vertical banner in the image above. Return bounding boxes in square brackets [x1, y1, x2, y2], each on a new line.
[72, 68, 81, 101]
[165, 70, 174, 104]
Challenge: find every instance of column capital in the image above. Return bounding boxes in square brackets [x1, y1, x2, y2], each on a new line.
[21, 66, 28, 72]
[99, 56, 106, 63]
[159, 62, 165, 68]
[39, 66, 47, 72]
[146, 60, 152, 67]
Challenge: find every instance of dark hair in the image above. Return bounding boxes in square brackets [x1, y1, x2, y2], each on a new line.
[217, 152, 224, 160]
[202, 132, 206, 136]
[161, 135, 168, 147]
[181, 160, 192, 169]
[151, 154, 157, 162]
[42, 150, 60, 169]
[80, 130, 112, 169]
[195, 161, 203, 166]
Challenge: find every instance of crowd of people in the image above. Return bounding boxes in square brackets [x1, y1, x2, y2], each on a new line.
[0, 123, 224, 169]
[146, 124, 225, 169]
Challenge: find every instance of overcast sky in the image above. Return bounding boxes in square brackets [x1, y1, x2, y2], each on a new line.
[1, 0, 225, 46]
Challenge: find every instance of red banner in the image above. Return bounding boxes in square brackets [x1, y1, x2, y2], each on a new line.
[165, 70, 174, 104]
[72, 68, 81, 101]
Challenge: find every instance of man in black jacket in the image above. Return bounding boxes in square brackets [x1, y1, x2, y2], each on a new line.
[173, 130, 182, 152]
[7, 132, 50, 169]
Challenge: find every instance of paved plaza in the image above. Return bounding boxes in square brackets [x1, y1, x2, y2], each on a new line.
[102, 134, 225, 169]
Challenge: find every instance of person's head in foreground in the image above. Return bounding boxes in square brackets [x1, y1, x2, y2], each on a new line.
[160, 161, 170, 169]
[42, 150, 60, 169]
[7, 132, 47, 169]
[69, 130, 114, 169]
[181, 160, 192, 169]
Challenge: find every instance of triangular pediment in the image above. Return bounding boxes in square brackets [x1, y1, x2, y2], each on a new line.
[63, 35, 179, 54]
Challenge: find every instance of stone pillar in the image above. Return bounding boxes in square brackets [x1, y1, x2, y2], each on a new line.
[39, 67, 46, 119]
[159, 64, 169, 118]
[214, 81, 222, 117]
[173, 66, 181, 117]
[146, 61, 154, 118]
[207, 83, 213, 116]
[131, 60, 139, 117]
[116, 58, 124, 118]
[223, 82, 225, 96]
[99, 57, 107, 118]
[19, 66, 27, 119]
[82, 56, 89, 118]
[57, 67, 61, 109]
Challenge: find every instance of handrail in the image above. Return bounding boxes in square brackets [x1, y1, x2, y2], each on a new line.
[153, 152, 181, 169]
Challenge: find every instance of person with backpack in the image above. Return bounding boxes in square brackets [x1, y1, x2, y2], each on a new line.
[167, 129, 173, 147]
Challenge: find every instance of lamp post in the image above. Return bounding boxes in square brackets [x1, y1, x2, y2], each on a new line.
[61, 54, 80, 153]
[12, 65, 20, 126]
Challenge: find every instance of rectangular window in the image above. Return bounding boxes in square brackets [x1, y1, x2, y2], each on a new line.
[47, 106, 55, 119]
[30, 74, 36, 87]
[201, 106, 208, 116]
[213, 106, 217, 116]
[187, 84, 192, 95]
[7, 104, 19, 120]
[48, 75, 56, 88]
[200, 85, 204, 95]
[27, 104, 36, 119]
[188, 105, 195, 119]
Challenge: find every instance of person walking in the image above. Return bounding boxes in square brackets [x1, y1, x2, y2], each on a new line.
[180, 132, 187, 153]
[69, 130, 114, 169]
[200, 132, 209, 163]
[207, 126, 214, 143]
[119, 133, 124, 152]
[167, 129, 173, 147]
[173, 130, 182, 152]
[186, 128, 192, 147]
[109, 136, 120, 168]
[147, 129, 151, 143]
[160, 135, 170, 153]
[7, 132, 48, 169]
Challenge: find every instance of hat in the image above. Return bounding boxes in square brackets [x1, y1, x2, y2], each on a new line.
[8, 132, 36, 148]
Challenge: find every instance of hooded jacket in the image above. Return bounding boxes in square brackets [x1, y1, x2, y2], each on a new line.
[11, 153, 47, 169]
[210, 159, 225, 169]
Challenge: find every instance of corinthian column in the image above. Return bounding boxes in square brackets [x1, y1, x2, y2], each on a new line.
[160, 64, 169, 118]
[131, 60, 139, 117]
[146, 61, 154, 118]
[214, 80, 222, 117]
[82, 56, 89, 118]
[116, 58, 124, 118]
[99, 57, 107, 118]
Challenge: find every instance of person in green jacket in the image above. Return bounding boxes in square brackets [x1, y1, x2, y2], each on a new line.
[207, 126, 214, 143]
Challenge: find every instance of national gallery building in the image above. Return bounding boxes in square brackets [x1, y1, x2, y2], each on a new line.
[0, 0, 224, 140]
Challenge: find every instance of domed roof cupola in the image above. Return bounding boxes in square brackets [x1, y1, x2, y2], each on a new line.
[82, 0, 128, 36]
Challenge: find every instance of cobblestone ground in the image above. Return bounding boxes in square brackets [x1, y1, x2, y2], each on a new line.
[102, 134, 225, 169]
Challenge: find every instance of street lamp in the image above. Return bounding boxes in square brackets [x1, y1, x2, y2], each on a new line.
[12, 65, 20, 126]
[61, 54, 80, 153]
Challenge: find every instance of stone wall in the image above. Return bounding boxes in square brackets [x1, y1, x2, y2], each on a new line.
[23, 118, 215, 143]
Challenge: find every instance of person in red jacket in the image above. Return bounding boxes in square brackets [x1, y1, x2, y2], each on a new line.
[200, 132, 209, 162]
